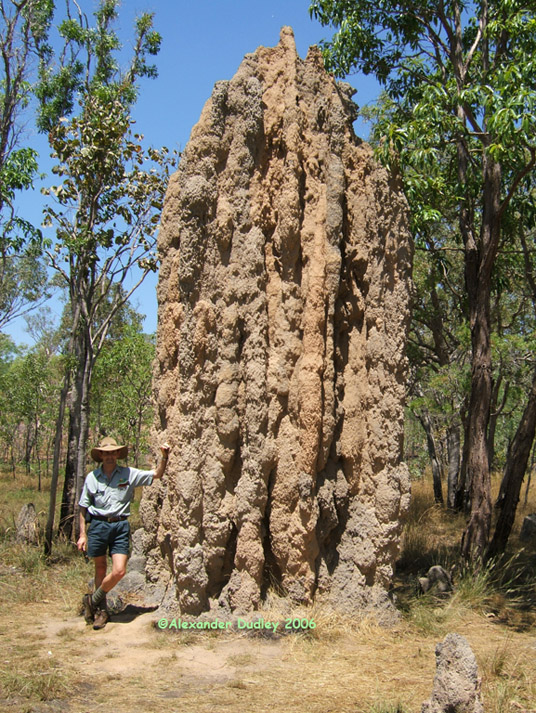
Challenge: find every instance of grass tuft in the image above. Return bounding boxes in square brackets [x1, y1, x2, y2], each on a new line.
[367, 704, 411, 713]
[394, 473, 536, 643]
[0, 660, 70, 701]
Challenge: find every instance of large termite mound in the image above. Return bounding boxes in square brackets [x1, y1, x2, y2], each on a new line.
[141, 28, 413, 617]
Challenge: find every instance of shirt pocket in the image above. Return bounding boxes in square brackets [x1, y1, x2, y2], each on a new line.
[115, 483, 132, 503]
[93, 487, 110, 509]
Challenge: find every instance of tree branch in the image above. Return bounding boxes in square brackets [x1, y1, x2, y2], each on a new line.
[499, 148, 536, 218]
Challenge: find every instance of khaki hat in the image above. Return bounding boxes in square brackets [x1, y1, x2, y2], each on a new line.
[90, 437, 128, 462]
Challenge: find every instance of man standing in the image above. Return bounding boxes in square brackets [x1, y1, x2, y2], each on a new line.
[77, 436, 170, 630]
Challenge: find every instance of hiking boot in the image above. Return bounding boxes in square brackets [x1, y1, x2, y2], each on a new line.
[82, 593, 95, 624]
[93, 608, 109, 630]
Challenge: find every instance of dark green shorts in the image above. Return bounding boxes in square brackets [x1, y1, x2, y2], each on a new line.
[87, 519, 130, 558]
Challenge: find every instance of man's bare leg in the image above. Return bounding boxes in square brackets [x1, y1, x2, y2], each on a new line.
[100, 553, 128, 592]
[91, 554, 128, 630]
[93, 555, 107, 589]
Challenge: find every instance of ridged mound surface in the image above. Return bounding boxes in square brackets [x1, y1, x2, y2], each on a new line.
[141, 28, 413, 617]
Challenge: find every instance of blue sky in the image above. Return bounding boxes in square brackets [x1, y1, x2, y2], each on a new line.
[6, 0, 381, 346]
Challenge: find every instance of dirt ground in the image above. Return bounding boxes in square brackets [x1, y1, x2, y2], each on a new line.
[2, 589, 535, 713]
[2, 475, 535, 713]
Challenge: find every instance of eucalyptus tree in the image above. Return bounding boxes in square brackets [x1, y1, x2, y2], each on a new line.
[406, 223, 469, 508]
[310, 0, 536, 559]
[406, 212, 531, 513]
[38, 0, 175, 548]
[365, 98, 469, 509]
[487, 221, 536, 557]
[0, 333, 19, 471]
[0, 0, 52, 328]
[10, 344, 56, 486]
[91, 323, 155, 467]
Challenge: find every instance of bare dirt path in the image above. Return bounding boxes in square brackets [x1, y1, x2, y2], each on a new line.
[42, 607, 285, 682]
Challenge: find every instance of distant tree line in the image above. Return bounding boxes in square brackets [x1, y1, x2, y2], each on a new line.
[0, 302, 155, 485]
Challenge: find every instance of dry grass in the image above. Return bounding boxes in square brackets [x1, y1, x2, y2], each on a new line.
[0, 466, 535, 713]
[396, 475, 536, 617]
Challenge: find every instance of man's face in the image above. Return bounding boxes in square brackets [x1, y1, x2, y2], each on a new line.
[100, 450, 119, 469]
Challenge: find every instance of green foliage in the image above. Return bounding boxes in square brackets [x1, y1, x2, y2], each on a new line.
[0, 0, 54, 326]
[310, 0, 536, 236]
[92, 323, 155, 464]
[0, 148, 38, 202]
[0, 335, 62, 475]
[0, 248, 49, 329]
[0, 0, 53, 221]
[36, 0, 161, 132]
[42, 105, 171, 271]
[0, 297, 154, 477]
[38, 0, 175, 307]
[0, 332, 17, 367]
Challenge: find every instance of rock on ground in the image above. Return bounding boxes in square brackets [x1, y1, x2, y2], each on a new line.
[422, 633, 484, 713]
[419, 565, 454, 595]
[142, 27, 413, 617]
[519, 513, 536, 542]
[15, 503, 39, 545]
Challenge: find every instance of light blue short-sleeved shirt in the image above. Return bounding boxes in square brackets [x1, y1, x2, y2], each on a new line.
[79, 465, 154, 518]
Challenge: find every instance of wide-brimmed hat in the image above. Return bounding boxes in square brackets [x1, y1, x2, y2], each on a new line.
[90, 437, 128, 462]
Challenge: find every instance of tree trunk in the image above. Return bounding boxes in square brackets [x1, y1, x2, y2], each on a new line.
[455, 404, 470, 511]
[488, 374, 509, 473]
[46, 302, 81, 554]
[446, 422, 460, 509]
[524, 444, 535, 506]
[58, 328, 94, 541]
[44, 368, 71, 556]
[486, 367, 536, 559]
[24, 420, 34, 476]
[35, 413, 41, 492]
[58, 394, 79, 540]
[74, 347, 93, 539]
[461, 307, 493, 560]
[418, 410, 444, 504]
[487, 374, 500, 471]
[460, 154, 501, 561]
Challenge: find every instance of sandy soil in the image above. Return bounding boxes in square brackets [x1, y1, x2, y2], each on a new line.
[2, 595, 534, 713]
[1, 548, 535, 713]
[43, 606, 286, 683]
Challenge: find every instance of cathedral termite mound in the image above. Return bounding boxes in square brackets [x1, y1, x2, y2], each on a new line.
[141, 27, 413, 619]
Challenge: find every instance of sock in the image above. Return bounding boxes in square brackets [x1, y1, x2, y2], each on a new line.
[91, 586, 107, 608]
